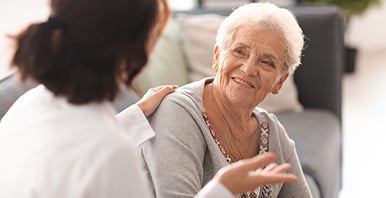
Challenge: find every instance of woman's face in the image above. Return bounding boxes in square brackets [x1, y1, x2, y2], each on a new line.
[212, 27, 289, 108]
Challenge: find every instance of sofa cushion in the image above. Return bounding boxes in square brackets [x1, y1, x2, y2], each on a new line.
[177, 14, 223, 82]
[112, 85, 140, 112]
[304, 173, 321, 198]
[277, 109, 341, 198]
[176, 14, 303, 113]
[133, 18, 190, 96]
[258, 75, 303, 113]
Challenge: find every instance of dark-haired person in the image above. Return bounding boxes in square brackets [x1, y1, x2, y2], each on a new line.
[0, 0, 298, 197]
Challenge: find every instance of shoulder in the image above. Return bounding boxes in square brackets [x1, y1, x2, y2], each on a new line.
[152, 79, 207, 118]
[254, 107, 289, 141]
[144, 80, 209, 150]
[1, 85, 45, 120]
[254, 107, 282, 126]
[166, 79, 205, 103]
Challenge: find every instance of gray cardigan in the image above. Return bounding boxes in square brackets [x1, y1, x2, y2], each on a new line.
[141, 78, 312, 198]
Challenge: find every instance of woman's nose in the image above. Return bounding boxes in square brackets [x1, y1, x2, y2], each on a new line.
[240, 59, 258, 76]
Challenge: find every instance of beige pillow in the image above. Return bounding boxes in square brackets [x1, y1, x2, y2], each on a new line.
[133, 19, 190, 96]
[177, 14, 303, 113]
[177, 14, 224, 82]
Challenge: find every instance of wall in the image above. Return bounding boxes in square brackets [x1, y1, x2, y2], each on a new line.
[0, 0, 49, 78]
[346, 0, 386, 52]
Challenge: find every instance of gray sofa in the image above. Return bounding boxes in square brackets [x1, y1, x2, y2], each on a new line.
[275, 6, 343, 198]
[0, 5, 343, 198]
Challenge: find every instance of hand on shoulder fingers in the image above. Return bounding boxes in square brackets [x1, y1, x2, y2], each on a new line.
[136, 85, 178, 117]
[214, 152, 298, 195]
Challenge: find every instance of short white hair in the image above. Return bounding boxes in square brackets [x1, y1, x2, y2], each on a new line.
[216, 2, 304, 74]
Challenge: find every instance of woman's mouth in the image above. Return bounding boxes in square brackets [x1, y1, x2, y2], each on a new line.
[232, 77, 255, 88]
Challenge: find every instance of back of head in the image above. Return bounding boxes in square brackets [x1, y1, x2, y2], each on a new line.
[216, 2, 304, 74]
[12, 0, 168, 104]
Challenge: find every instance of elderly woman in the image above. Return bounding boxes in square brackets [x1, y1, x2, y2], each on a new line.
[141, 2, 312, 198]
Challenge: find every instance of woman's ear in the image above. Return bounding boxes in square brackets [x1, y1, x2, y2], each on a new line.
[212, 45, 220, 72]
[272, 72, 289, 94]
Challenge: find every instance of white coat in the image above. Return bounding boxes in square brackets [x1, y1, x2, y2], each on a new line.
[0, 85, 232, 198]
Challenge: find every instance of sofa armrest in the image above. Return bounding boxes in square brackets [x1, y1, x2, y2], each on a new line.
[292, 6, 344, 121]
[0, 73, 38, 119]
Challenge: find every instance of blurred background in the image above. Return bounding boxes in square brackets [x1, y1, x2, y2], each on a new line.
[1, 0, 385, 197]
[0, 0, 49, 78]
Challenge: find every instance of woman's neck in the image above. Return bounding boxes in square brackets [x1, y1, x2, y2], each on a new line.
[203, 82, 260, 161]
[203, 83, 257, 141]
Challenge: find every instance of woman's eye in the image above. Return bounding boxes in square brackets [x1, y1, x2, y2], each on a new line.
[261, 60, 275, 68]
[233, 49, 245, 56]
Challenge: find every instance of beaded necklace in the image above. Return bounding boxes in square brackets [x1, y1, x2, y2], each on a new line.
[202, 112, 273, 198]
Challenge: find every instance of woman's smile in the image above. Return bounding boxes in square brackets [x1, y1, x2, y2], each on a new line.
[232, 77, 255, 88]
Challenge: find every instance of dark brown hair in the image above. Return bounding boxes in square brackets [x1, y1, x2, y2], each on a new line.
[11, 0, 169, 104]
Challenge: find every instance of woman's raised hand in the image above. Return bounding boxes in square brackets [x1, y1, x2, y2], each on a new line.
[213, 152, 298, 195]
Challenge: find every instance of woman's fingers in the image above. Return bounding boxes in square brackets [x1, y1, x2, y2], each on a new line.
[250, 162, 298, 184]
[234, 152, 277, 172]
[136, 85, 178, 117]
[147, 85, 178, 94]
[215, 153, 298, 195]
[260, 162, 278, 174]
[250, 169, 298, 183]
[270, 163, 292, 174]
